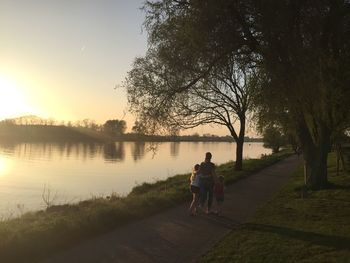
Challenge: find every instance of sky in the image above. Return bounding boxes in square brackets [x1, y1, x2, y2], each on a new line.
[0, 0, 253, 136]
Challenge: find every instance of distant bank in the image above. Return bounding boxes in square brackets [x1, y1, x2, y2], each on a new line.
[0, 124, 262, 143]
[0, 124, 112, 142]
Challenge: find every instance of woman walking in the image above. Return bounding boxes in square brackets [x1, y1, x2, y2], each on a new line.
[199, 152, 216, 214]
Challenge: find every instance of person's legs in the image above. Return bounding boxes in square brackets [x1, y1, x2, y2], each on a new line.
[193, 192, 200, 213]
[200, 186, 208, 210]
[215, 199, 223, 215]
[189, 192, 196, 214]
[207, 186, 214, 212]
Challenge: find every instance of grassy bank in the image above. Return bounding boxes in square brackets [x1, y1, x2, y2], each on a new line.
[202, 153, 350, 262]
[0, 150, 291, 262]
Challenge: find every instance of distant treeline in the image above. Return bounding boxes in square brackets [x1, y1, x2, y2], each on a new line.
[0, 123, 111, 142]
[0, 123, 262, 143]
[0, 116, 262, 143]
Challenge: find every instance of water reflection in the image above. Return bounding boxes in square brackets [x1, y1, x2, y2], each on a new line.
[0, 156, 9, 176]
[103, 142, 125, 162]
[0, 141, 268, 164]
[0, 142, 128, 162]
[0, 141, 184, 164]
[0, 142, 106, 161]
[170, 142, 180, 157]
[0, 141, 17, 155]
[131, 141, 146, 162]
[0, 141, 271, 217]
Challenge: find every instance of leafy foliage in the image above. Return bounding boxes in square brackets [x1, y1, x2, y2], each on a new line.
[125, 0, 263, 169]
[103, 119, 127, 136]
[262, 126, 287, 153]
[128, 0, 350, 188]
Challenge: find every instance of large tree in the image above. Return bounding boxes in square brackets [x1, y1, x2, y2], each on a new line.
[252, 0, 350, 189]
[125, 0, 350, 188]
[125, 0, 257, 170]
[126, 53, 254, 170]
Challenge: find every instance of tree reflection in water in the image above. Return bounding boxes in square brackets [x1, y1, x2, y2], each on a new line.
[131, 141, 146, 162]
[103, 142, 125, 162]
[170, 142, 180, 157]
[0, 142, 105, 161]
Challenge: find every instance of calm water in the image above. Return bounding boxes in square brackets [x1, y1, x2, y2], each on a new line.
[0, 141, 271, 218]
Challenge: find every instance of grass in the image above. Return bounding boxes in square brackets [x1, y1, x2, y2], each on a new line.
[0, 150, 292, 263]
[201, 152, 350, 263]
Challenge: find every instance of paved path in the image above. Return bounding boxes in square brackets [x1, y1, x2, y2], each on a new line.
[43, 155, 301, 263]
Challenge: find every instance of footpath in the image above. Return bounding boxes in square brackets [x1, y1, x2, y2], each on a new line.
[42, 155, 302, 263]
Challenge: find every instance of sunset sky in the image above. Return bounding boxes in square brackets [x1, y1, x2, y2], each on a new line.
[0, 0, 246, 136]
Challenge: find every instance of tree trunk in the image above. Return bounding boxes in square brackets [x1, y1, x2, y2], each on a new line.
[235, 137, 244, 171]
[234, 116, 245, 171]
[336, 148, 340, 176]
[296, 116, 330, 190]
[303, 147, 329, 189]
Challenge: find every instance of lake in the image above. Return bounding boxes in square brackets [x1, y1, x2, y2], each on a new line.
[0, 141, 271, 218]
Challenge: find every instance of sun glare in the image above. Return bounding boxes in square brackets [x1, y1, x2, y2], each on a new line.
[0, 75, 37, 120]
[0, 156, 9, 177]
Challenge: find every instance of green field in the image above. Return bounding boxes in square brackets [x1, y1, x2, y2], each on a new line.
[202, 153, 350, 262]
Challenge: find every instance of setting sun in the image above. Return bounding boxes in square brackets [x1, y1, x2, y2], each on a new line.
[0, 74, 37, 120]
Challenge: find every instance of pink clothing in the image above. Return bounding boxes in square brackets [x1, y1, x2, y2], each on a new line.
[214, 182, 224, 198]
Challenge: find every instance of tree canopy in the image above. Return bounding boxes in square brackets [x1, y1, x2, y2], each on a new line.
[125, 1, 263, 170]
[262, 125, 287, 154]
[103, 119, 127, 136]
[125, 0, 350, 187]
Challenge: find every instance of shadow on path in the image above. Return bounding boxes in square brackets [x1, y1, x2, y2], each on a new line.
[196, 213, 241, 229]
[246, 223, 350, 250]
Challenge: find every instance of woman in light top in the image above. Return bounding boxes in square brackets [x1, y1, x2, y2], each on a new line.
[189, 164, 201, 216]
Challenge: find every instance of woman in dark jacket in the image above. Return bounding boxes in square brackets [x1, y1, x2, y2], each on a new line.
[199, 152, 216, 214]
